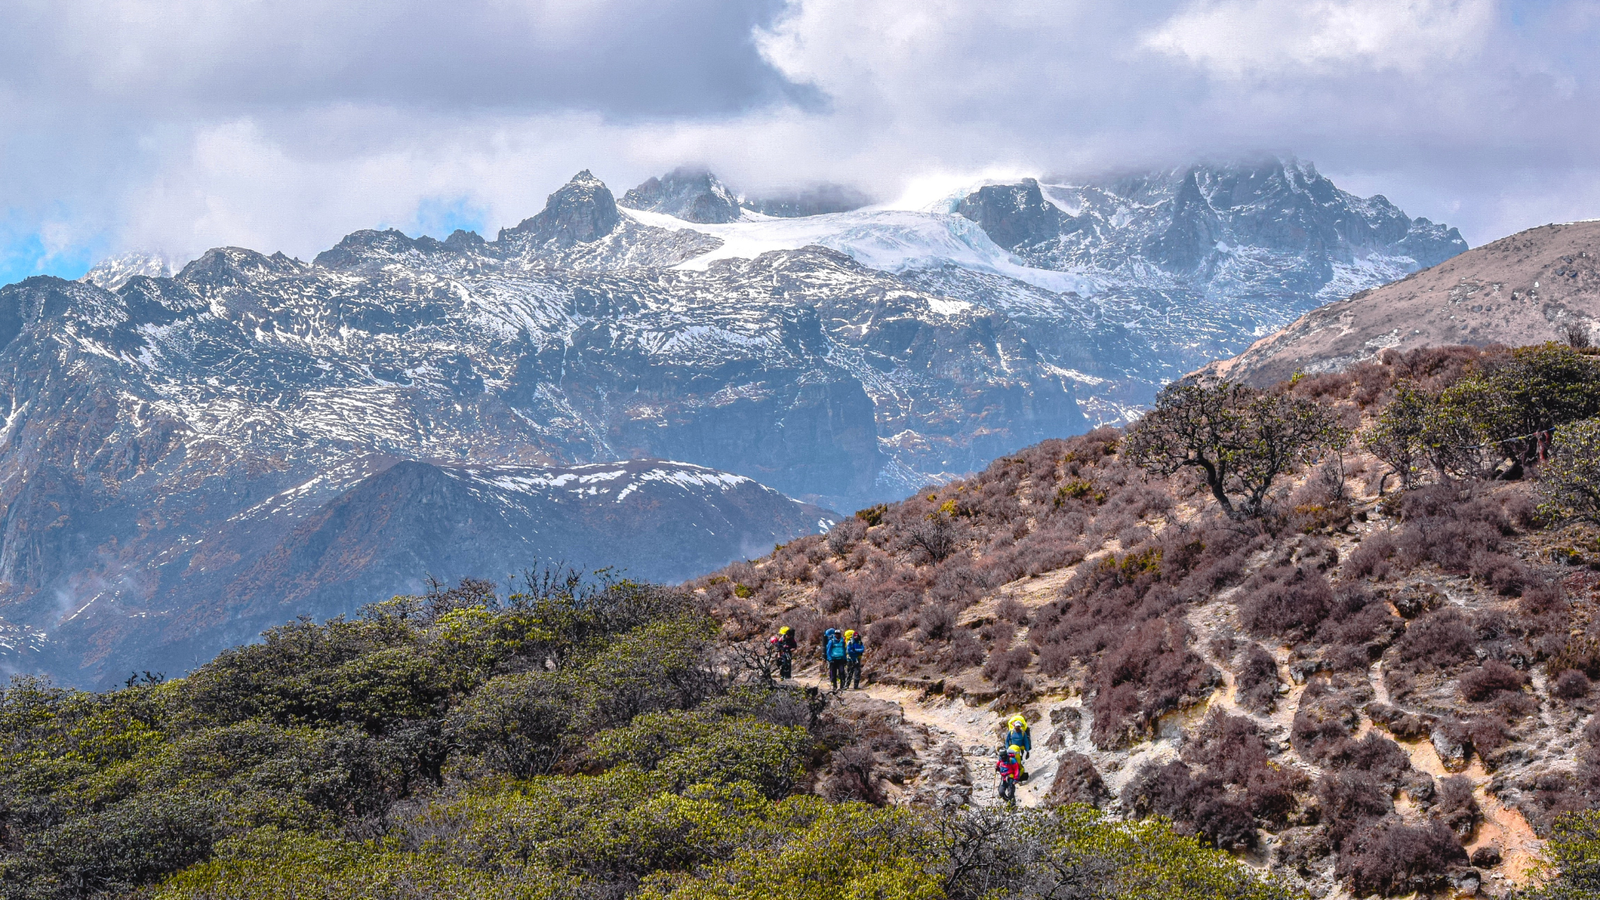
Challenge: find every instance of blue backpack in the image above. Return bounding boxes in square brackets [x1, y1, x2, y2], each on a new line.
[826, 636, 847, 661]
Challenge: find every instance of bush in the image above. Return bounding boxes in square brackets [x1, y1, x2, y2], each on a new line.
[29, 791, 221, 897]
[1435, 775, 1481, 839]
[1344, 531, 1396, 581]
[1518, 810, 1600, 900]
[156, 828, 546, 900]
[1315, 733, 1413, 788]
[1316, 769, 1394, 849]
[1120, 761, 1258, 850]
[981, 646, 1034, 696]
[1459, 660, 1530, 703]
[1237, 564, 1334, 640]
[1394, 608, 1478, 673]
[1089, 618, 1218, 748]
[1234, 643, 1280, 714]
[827, 517, 867, 557]
[1556, 669, 1593, 699]
[591, 710, 810, 800]
[1335, 818, 1467, 897]
[1540, 416, 1600, 525]
[905, 516, 959, 564]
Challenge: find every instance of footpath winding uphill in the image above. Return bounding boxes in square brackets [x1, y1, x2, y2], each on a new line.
[800, 668, 1077, 808]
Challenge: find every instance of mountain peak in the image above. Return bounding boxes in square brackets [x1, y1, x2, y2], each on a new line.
[81, 251, 178, 291]
[619, 167, 741, 224]
[504, 170, 621, 246]
[955, 178, 1066, 251]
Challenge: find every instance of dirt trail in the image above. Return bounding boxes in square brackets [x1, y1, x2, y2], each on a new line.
[800, 670, 1075, 808]
[1403, 734, 1543, 891]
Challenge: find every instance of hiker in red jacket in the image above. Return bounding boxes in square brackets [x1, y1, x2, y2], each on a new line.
[996, 744, 1023, 805]
[768, 625, 797, 679]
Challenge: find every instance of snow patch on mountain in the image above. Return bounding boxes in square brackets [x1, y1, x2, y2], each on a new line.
[618, 206, 1100, 296]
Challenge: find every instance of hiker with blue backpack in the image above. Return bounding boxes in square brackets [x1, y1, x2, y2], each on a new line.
[823, 627, 849, 691]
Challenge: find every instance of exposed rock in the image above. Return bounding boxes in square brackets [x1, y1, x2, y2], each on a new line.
[1403, 772, 1437, 805]
[1449, 866, 1483, 896]
[620, 167, 742, 224]
[956, 178, 1068, 251]
[1393, 583, 1446, 619]
[1046, 704, 1082, 750]
[1044, 752, 1109, 807]
[1470, 845, 1503, 868]
[1367, 701, 1437, 740]
[1433, 723, 1474, 772]
[503, 170, 621, 247]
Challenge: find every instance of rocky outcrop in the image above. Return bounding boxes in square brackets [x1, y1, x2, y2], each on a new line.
[956, 179, 1069, 251]
[503, 169, 621, 247]
[620, 167, 742, 223]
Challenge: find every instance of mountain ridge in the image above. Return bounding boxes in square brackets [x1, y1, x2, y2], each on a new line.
[1201, 220, 1600, 386]
[5, 158, 1465, 685]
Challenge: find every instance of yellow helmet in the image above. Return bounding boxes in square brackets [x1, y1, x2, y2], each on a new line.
[844, 629, 855, 639]
[779, 626, 790, 634]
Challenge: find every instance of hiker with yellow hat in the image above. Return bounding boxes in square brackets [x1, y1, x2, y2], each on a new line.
[767, 625, 797, 679]
[844, 629, 865, 689]
[1004, 714, 1031, 781]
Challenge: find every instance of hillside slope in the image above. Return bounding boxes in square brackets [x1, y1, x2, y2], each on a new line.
[1203, 221, 1600, 386]
[693, 347, 1600, 898]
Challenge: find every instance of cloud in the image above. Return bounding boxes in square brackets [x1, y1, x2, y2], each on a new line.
[1143, 0, 1496, 76]
[1, 0, 1598, 280]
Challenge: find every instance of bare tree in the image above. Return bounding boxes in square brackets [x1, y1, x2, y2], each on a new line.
[907, 515, 958, 563]
[827, 516, 867, 558]
[1124, 382, 1346, 519]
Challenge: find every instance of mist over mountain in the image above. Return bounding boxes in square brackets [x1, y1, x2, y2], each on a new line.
[0, 158, 1461, 685]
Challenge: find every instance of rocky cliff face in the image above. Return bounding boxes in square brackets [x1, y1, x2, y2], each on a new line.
[620, 167, 742, 224]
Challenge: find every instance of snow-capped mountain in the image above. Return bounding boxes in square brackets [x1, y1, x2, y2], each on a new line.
[0, 158, 1458, 684]
[615, 158, 1465, 422]
[81, 251, 178, 291]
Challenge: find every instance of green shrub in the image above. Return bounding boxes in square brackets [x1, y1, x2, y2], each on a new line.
[156, 828, 557, 900]
[1518, 810, 1600, 900]
[1540, 417, 1600, 525]
[591, 709, 810, 799]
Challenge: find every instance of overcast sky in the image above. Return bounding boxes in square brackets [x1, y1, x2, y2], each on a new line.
[2, 0, 1597, 283]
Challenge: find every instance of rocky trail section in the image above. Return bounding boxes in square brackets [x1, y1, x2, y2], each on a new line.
[800, 671, 1080, 809]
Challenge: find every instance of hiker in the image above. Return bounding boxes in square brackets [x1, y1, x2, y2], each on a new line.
[768, 625, 797, 679]
[1004, 715, 1031, 781]
[996, 744, 1023, 805]
[844, 629, 865, 689]
[821, 627, 838, 660]
[824, 628, 849, 691]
